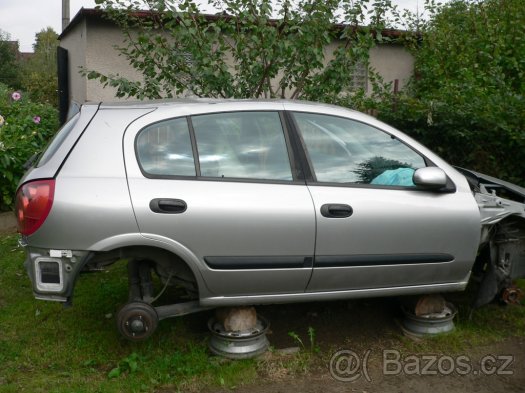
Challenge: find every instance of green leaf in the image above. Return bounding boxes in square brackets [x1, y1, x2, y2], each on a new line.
[108, 367, 121, 379]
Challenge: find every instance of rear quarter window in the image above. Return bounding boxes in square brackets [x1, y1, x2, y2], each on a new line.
[37, 113, 80, 167]
[136, 117, 196, 177]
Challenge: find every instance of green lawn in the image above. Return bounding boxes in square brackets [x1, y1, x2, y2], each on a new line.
[0, 233, 256, 393]
[0, 232, 524, 392]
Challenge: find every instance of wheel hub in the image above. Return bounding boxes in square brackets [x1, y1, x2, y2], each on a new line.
[117, 302, 158, 341]
[129, 317, 146, 333]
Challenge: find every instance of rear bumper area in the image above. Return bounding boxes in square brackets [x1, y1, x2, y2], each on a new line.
[21, 239, 90, 302]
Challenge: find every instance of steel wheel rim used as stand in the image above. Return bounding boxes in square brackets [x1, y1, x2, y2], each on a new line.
[401, 302, 457, 338]
[208, 315, 270, 359]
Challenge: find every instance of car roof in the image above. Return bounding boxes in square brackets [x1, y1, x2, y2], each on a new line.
[93, 98, 359, 113]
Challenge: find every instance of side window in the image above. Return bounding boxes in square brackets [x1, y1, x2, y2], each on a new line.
[191, 112, 293, 181]
[293, 112, 426, 186]
[136, 117, 196, 176]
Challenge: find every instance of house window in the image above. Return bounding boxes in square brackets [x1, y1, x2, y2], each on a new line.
[174, 51, 194, 85]
[348, 61, 368, 92]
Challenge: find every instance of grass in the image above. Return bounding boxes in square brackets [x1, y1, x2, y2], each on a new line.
[0, 231, 524, 392]
[0, 233, 257, 393]
[391, 280, 525, 355]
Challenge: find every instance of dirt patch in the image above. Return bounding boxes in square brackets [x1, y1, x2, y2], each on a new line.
[216, 338, 524, 393]
[217, 338, 525, 393]
[0, 212, 16, 233]
[257, 298, 401, 350]
[198, 298, 524, 393]
[0, 228, 16, 237]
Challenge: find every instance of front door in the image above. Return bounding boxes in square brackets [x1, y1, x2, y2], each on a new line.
[288, 111, 481, 292]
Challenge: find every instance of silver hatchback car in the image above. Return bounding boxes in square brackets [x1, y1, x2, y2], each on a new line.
[15, 99, 525, 340]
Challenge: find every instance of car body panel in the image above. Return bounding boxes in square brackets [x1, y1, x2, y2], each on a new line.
[19, 104, 99, 183]
[199, 274, 471, 307]
[24, 107, 155, 250]
[306, 185, 481, 291]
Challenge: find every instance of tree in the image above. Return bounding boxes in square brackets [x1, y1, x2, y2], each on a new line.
[86, 0, 396, 103]
[21, 27, 59, 106]
[376, 0, 525, 185]
[33, 27, 59, 65]
[0, 29, 22, 89]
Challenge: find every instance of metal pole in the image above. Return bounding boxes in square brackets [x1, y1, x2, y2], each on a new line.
[62, 0, 70, 32]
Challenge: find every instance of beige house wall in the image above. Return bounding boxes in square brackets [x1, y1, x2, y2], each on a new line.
[59, 19, 87, 104]
[61, 16, 415, 103]
[85, 19, 145, 102]
[309, 40, 414, 93]
[369, 44, 414, 90]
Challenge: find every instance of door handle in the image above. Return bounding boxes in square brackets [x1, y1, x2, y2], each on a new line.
[150, 198, 187, 214]
[320, 204, 353, 218]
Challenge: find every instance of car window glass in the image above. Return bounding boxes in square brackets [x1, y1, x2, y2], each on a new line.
[136, 117, 196, 176]
[293, 112, 426, 186]
[192, 112, 293, 181]
[37, 113, 80, 167]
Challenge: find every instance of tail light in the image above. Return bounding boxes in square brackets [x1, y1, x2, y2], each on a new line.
[15, 179, 55, 236]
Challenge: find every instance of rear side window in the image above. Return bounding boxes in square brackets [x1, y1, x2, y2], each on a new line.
[191, 112, 293, 181]
[37, 113, 80, 167]
[136, 118, 196, 176]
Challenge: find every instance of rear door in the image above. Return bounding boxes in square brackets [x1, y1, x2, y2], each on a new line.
[288, 110, 481, 292]
[124, 106, 315, 296]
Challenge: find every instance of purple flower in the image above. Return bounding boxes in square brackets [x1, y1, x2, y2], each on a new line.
[33, 116, 41, 124]
[11, 91, 21, 101]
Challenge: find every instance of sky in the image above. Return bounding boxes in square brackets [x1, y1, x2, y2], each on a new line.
[1, 0, 427, 53]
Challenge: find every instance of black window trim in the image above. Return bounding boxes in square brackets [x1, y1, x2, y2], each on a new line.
[285, 110, 457, 193]
[281, 111, 313, 183]
[278, 111, 306, 183]
[186, 115, 201, 177]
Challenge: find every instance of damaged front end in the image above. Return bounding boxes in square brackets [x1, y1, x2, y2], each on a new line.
[456, 168, 525, 307]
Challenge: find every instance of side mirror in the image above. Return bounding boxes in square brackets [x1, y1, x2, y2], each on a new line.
[413, 167, 448, 189]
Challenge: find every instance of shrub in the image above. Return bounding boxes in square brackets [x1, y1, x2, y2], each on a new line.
[0, 83, 59, 211]
[372, 0, 525, 186]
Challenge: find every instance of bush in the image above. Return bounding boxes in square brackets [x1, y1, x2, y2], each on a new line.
[376, 91, 525, 186]
[372, 0, 525, 186]
[0, 83, 59, 211]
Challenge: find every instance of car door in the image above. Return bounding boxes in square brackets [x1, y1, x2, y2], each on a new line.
[287, 110, 481, 292]
[124, 107, 315, 297]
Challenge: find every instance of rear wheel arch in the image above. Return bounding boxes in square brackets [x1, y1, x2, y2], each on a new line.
[120, 245, 200, 296]
[75, 245, 204, 301]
